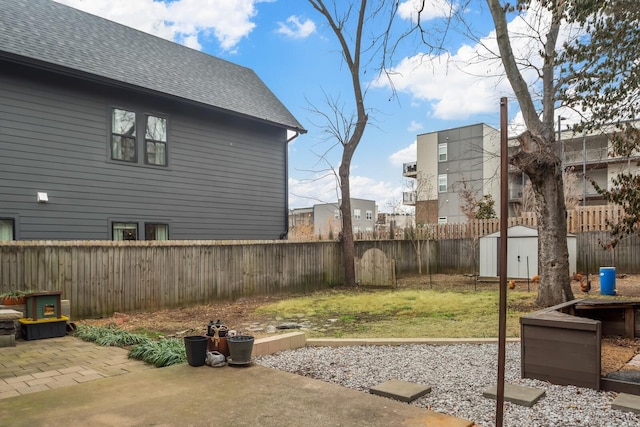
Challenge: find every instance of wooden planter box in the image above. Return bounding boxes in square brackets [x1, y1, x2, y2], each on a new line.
[521, 299, 640, 395]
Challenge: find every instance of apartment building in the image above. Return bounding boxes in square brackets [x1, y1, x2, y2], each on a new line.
[404, 122, 640, 223]
[403, 123, 500, 224]
[289, 199, 377, 238]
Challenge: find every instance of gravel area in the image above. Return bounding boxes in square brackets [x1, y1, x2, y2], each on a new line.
[257, 343, 640, 427]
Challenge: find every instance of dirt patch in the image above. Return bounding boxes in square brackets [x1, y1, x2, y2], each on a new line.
[602, 337, 640, 376]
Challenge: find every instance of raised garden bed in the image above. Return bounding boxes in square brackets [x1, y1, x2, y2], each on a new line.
[521, 298, 640, 395]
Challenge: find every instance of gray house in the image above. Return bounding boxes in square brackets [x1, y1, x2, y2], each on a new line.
[0, 0, 305, 241]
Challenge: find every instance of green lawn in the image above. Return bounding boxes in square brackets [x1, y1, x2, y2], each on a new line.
[255, 288, 539, 338]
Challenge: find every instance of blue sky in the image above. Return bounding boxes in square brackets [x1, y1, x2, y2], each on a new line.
[53, 0, 578, 212]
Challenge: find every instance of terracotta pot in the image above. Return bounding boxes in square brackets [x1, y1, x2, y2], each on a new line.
[207, 336, 230, 357]
[2, 297, 25, 305]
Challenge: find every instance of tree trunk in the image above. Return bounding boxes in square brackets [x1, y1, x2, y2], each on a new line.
[534, 172, 574, 305]
[487, 0, 573, 307]
[339, 160, 356, 287]
[513, 132, 575, 306]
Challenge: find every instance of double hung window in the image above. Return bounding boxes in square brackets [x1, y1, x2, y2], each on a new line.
[111, 108, 167, 166]
[0, 219, 14, 240]
[438, 143, 447, 162]
[145, 223, 169, 240]
[113, 222, 138, 240]
[112, 222, 169, 241]
[145, 116, 167, 166]
[111, 109, 136, 162]
[438, 174, 447, 193]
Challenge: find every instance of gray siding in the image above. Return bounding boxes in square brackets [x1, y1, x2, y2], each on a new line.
[437, 124, 487, 223]
[0, 63, 289, 240]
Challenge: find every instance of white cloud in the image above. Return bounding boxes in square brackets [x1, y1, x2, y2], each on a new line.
[288, 174, 404, 213]
[407, 120, 424, 132]
[277, 16, 316, 39]
[398, 0, 455, 22]
[377, 2, 574, 120]
[508, 105, 583, 138]
[389, 141, 417, 167]
[53, 0, 259, 51]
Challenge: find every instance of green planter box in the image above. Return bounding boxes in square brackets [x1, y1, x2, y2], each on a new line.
[25, 291, 62, 321]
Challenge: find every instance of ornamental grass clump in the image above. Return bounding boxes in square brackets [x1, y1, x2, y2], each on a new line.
[75, 323, 150, 347]
[128, 338, 186, 367]
[75, 323, 186, 367]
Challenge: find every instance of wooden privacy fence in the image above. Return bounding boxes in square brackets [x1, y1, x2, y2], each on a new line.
[359, 206, 626, 241]
[1, 232, 636, 318]
[0, 240, 344, 318]
[0, 239, 477, 318]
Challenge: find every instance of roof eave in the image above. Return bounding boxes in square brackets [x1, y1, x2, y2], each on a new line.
[0, 52, 307, 134]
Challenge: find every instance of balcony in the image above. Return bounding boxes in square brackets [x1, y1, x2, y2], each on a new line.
[403, 191, 416, 206]
[403, 162, 417, 178]
[563, 148, 609, 166]
[509, 189, 523, 201]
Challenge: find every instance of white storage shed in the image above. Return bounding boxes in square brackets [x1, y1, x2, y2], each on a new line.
[479, 225, 577, 279]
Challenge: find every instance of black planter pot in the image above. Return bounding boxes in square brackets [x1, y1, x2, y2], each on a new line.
[227, 335, 254, 363]
[184, 335, 208, 367]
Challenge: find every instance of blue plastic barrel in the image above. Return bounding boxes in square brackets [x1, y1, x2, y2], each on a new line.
[600, 267, 616, 295]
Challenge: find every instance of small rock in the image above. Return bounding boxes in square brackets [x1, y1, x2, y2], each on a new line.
[265, 325, 277, 333]
[276, 322, 300, 330]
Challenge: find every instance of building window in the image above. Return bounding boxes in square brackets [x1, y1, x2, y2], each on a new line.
[438, 217, 447, 224]
[111, 108, 168, 166]
[334, 210, 340, 219]
[354, 209, 361, 220]
[438, 143, 447, 162]
[0, 219, 14, 240]
[111, 108, 136, 162]
[145, 223, 169, 240]
[438, 174, 447, 192]
[145, 115, 167, 166]
[365, 210, 373, 220]
[113, 222, 138, 240]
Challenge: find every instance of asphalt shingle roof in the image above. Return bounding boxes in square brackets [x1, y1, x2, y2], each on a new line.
[0, 0, 305, 133]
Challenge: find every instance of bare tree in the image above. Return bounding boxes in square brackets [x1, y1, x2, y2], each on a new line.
[486, 0, 574, 306]
[308, 0, 397, 286]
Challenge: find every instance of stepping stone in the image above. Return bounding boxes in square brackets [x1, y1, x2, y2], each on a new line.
[482, 383, 545, 407]
[612, 393, 640, 414]
[626, 354, 640, 368]
[370, 380, 431, 403]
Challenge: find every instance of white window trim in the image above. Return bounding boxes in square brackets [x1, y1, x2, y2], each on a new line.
[438, 174, 447, 193]
[438, 143, 447, 162]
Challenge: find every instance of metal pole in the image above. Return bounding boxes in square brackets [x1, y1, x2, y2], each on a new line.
[496, 97, 509, 427]
[583, 131, 588, 280]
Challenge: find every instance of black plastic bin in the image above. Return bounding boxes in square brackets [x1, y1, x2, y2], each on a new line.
[184, 335, 208, 367]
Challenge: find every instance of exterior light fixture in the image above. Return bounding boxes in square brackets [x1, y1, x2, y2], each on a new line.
[37, 192, 48, 203]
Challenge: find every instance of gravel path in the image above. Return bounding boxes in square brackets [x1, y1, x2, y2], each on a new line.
[257, 343, 640, 427]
